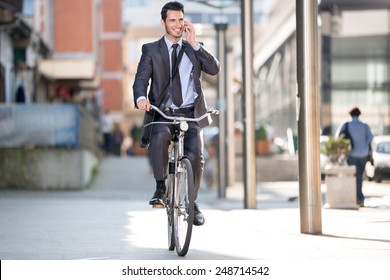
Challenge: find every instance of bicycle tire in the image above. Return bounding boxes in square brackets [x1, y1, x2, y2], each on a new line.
[173, 158, 195, 256]
[166, 174, 175, 251]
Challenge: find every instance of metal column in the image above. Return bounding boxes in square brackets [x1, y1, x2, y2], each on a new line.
[241, 0, 256, 209]
[214, 23, 228, 198]
[296, 0, 322, 234]
[226, 46, 235, 187]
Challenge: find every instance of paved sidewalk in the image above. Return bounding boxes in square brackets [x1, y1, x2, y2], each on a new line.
[0, 156, 389, 261]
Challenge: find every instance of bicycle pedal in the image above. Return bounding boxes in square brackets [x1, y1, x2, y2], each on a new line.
[152, 204, 165, 209]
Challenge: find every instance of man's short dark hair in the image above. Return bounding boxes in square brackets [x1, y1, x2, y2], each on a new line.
[161, 1, 184, 21]
[349, 106, 361, 117]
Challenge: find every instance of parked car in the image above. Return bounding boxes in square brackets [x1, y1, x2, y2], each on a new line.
[365, 135, 390, 182]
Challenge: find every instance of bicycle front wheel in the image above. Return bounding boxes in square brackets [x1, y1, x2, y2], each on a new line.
[173, 158, 195, 256]
[166, 174, 175, 251]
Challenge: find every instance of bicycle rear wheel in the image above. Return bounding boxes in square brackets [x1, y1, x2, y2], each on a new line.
[173, 158, 194, 256]
[166, 174, 175, 251]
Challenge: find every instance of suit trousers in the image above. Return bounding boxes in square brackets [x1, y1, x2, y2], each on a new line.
[148, 112, 204, 201]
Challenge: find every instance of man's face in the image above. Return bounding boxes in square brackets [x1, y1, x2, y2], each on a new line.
[162, 10, 184, 41]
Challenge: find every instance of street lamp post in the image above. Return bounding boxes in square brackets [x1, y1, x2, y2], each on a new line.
[241, 0, 256, 209]
[214, 22, 228, 198]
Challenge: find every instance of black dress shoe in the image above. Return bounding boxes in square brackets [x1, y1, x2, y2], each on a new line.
[149, 188, 165, 206]
[193, 203, 205, 226]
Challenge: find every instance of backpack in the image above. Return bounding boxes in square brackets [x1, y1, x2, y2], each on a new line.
[343, 122, 353, 148]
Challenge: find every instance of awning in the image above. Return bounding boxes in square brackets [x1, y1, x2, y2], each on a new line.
[38, 59, 95, 80]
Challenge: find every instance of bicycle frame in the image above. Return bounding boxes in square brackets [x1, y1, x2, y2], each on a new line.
[143, 104, 219, 192]
[144, 103, 219, 186]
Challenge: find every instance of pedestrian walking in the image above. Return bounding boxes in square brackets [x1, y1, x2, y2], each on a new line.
[337, 106, 374, 207]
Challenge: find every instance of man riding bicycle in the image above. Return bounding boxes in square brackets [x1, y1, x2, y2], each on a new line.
[132, 1, 220, 226]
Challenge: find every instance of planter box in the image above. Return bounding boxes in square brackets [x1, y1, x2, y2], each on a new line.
[324, 165, 358, 209]
[0, 148, 98, 189]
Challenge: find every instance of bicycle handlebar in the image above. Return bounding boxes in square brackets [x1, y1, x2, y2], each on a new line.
[143, 105, 219, 127]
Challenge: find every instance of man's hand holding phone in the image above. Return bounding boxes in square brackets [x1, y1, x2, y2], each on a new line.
[183, 20, 198, 48]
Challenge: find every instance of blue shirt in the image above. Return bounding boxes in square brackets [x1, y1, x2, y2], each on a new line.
[164, 36, 200, 109]
[337, 117, 374, 158]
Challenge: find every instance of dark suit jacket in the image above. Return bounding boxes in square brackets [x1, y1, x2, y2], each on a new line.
[133, 37, 220, 128]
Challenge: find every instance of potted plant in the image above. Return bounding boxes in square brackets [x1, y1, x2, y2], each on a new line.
[320, 135, 357, 209]
[320, 135, 351, 165]
[255, 124, 270, 155]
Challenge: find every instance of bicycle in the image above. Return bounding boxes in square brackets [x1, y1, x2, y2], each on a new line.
[143, 104, 219, 256]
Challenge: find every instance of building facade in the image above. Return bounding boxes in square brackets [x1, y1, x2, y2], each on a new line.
[1, 0, 124, 119]
[253, 0, 390, 141]
[50, 0, 123, 119]
[320, 0, 390, 135]
[0, 0, 50, 104]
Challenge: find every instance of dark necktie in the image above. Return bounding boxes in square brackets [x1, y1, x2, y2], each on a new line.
[171, 44, 183, 107]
